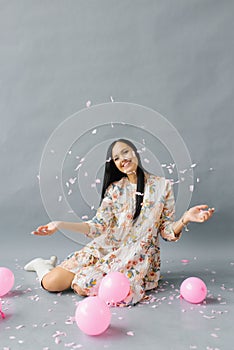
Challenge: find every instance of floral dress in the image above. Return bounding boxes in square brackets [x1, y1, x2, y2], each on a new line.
[59, 174, 182, 305]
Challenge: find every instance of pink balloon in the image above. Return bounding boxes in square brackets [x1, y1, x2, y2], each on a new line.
[180, 277, 207, 304]
[75, 296, 111, 335]
[98, 272, 130, 304]
[0, 267, 14, 297]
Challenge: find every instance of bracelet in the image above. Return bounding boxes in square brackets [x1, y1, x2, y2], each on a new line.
[181, 216, 189, 232]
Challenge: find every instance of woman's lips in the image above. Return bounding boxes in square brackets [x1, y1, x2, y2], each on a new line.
[121, 160, 131, 168]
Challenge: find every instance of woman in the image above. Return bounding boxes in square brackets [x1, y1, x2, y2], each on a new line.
[25, 139, 214, 305]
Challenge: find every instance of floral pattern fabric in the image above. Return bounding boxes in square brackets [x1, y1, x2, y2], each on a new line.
[59, 174, 182, 305]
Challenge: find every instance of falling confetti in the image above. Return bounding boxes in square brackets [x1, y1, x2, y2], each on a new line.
[126, 331, 135, 336]
[92, 129, 97, 134]
[86, 100, 91, 107]
[189, 185, 194, 192]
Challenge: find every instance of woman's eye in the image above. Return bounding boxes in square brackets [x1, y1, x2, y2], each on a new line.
[114, 157, 119, 161]
[123, 150, 129, 154]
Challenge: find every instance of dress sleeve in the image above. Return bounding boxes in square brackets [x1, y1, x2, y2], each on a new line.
[159, 179, 182, 242]
[85, 185, 115, 239]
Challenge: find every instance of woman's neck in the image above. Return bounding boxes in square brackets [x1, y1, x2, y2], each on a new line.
[127, 172, 137, 184]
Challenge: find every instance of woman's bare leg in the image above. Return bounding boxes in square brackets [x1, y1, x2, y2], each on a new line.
[42, 267, 75, 292]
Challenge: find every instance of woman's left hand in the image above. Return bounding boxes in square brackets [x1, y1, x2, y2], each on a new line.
[184, 205, 215, 224]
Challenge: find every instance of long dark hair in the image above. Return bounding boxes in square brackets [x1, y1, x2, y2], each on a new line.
[101, 139, 147, 221]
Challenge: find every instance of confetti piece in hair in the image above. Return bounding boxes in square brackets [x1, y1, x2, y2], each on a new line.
[95, 179, 101, 184]
[106, 157, 112, 163]
[126, 331, 135, 336]
[82, 215, 88, 220]
[92, 129, 97, 134]
[66, 182, 70, 188]
[136, 192, 144, 196]
[168, 168, 173, 174]
[86, 100, 91, 107]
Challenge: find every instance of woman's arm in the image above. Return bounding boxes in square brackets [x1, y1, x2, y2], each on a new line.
[173, 205, 215, 235]
[32, 221, 90, 236]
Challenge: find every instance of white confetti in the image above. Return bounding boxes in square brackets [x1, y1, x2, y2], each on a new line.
[211, 333, 219, 338]
[69, 177, 77, 185]
[110, 96, 114, 102]
[16, 325, 25, 329]
[58, 195, 63, 202]
[68, 189, 72, 195]
[127, 331, 134, 336]
[86, 100, 91, 107]
[82, 215, 88, 220]
[196, 178, 200, 182]
[144, 158, 150, 164]
[189, 185, 194, 192]
[92, 129, 97, 134]
[50, 149, 55, 154]
[55, 337, 61, 344]
[191, 163, 197, 168]
[75, 163, 82, 171]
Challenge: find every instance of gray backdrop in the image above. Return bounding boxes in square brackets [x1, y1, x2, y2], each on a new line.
[1, 0, 234, 260]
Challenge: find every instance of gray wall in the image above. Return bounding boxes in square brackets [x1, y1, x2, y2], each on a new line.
[1, 1, 233, 258]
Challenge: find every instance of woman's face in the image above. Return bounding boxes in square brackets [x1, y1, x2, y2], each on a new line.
[112, 142, 138, 174]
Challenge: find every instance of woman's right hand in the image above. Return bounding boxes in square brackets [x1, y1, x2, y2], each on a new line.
[32, 221, 61, 236]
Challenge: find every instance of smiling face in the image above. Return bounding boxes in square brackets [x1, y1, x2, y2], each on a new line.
[112, 141, 138, 175]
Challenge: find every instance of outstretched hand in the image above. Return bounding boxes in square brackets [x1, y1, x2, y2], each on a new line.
[32, 221, 61, 236]
[185, 205, 215, 224]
